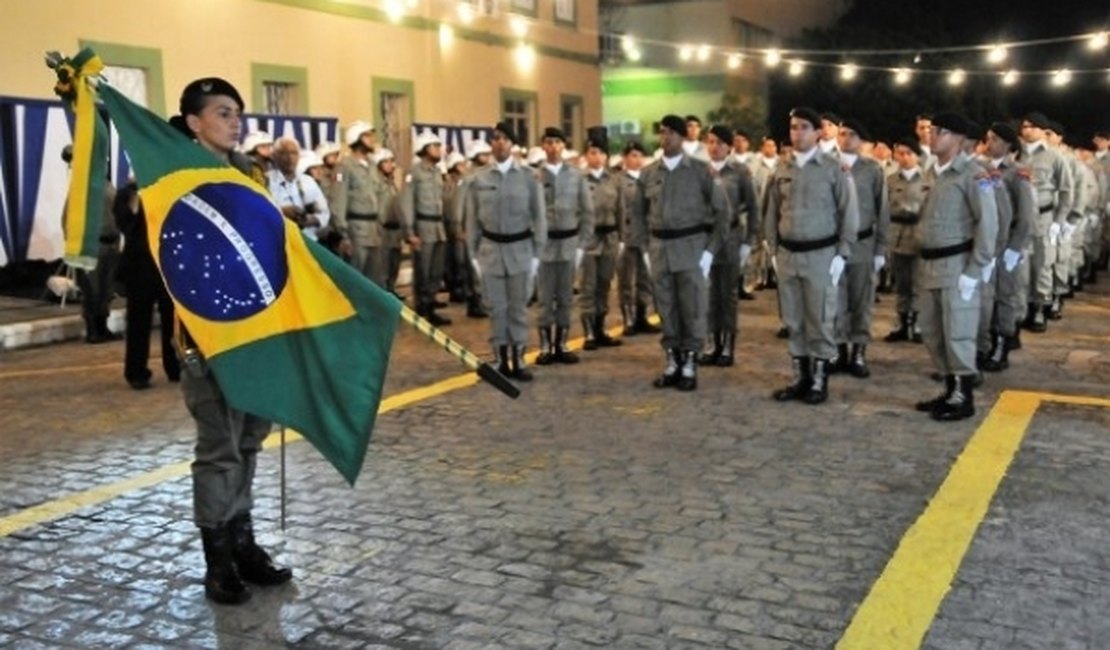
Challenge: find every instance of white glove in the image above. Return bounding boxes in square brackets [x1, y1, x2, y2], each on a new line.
[529, 257, 540, 277]
[958, 274, 978, 301]
[873, 254, 886, 274]
[1061, 223, 1077, 243]
[699, 251, 714, 279]
[470, 258, 482, 280]
[981, 258, 996, 284]
[1048, 222, 1061, 246]
[829, 255, 846, 286]
[575, 247, 584, 270]
[739, 244, 752, 268]
[526, 257, 540, 298]
[642, 251, 652, 276]
[1002, 248, 1022, 272]
[618, 242, 625, 258]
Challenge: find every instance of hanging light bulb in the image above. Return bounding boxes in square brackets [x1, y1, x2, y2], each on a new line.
[679, 45, 694, 62]
[439, 24, 454, 48]
[788, 60, 804, 77]
[385, 0, 404, 23]
[621, 35, 636, 53]
[627, 48, 642, 63]
[1001, 69, 1019, 86]
[510, 15, 528, 37]
[947, 68, 966, 86]
[457, 1, 474, 24]
[1051, 69, 1072, 87]
[986, 44, 1008, 64]
[840, 63, 858, 81]
[765, 49, 782, 67]
[696, 44, 711, 62]
[1089, 31, 1108, 50]
[727, 53, 742, 70]
[514, 42, 536, 70]
[893, 68, 912, 85]
[913, 53, 922, 64]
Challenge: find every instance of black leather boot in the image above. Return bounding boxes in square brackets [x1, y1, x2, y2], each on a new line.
[1046, 297, 1063, 320]
[916, 375, 955, 413]
[535, 327, 555, 365]
[653, 349, 681, 388]
[510, 345, 533, 381]
[581, 315, 598, 351]
[885, 312, 910, 342]
[848, 344, 870, 378]
[803, 358, 830, 404]
[716, 332, 735, 367]
[496, 345, 511, 376]
[677, 350, 698, 391]
[634, 303, 661, 333]
[621, 304, 638, 337]
[775, 325, 790, 339]
[553, 327, 579, 364]
[772, 357, 811, 401]
[1009, 321, 1023, 350]
[981, 334, 1009, 372]
[699, 332, 722, 365]
[229, 514, 292, 586]
[829, 343, 849, 374]
[595, 315, 621, 347]
[1029, 305, 1047, 332]
[909, 311, 923, 343]
[200, 526, 250, 605]
[466, 298, 488, 318]
[933, 374, 975, 421]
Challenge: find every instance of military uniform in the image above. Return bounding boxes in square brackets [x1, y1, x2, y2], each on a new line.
[635, 154, 729, 390]
[914, 151, 999, 419]
[580, 169, 622, 348]
[1070, 157, 1099, 287]
[1016, 140, 1072, 329]
[885, 167, 928, 341]
[832, 153, 889, 376]
[402, 162, 449, 322]
[535, 163, 594, 363]
[702, 159, 758, 365]
[331, 155, 388, 287]
[616, 169, 657, 334]
[75, 183, 121, 343]
[765, 148, 859, 404]
[744, 155, 778, 292]
[464, 158, 546, 378]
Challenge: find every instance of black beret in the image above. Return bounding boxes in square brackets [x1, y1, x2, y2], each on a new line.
[789, 107, 822, 131]
[685, 115, 702, 125]
[708, 124, 734, 145]
[1046, 120, 1065, 136]
[180, 77, 244, 116]
[893, 136, 922, 157]
[1094, 130, 1110, 140]
[965, 121, 983, 142]
[820, 111, 842, 125]
[1022, 112, 1051, 130]
[493, 121, 518, 144]
[931, 112, 970, 136]
[622, 141, 647, 156]
[988, 122, 1019, 147]
[840, 118, 871, 142]
[541, 127, 566, 142]
[659, 114, 688, 137]
[585, 125, 608, 152]
[734, 128, 751, 140]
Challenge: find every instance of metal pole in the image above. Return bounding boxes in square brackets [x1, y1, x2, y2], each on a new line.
[280, 426, 287, 532]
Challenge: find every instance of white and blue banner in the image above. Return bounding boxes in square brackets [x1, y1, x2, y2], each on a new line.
[0, 94, 339, 267]
[411, 123, 493, 158]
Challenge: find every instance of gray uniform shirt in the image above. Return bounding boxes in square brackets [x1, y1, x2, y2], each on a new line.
[330, 155, 385, 237]
[618, 171, 647, 248]
[464, 160, 547, 276]
[1017, 142, 1073, 225]
[584, 170, 622, 256]
[763, 150, 859, 260]
[537, 164, 594, 262]
[402, 162, 446, 241]
[887, 168, 928, 256]
[843, 155, 890, 260]
[712, 160, 759, 262]
[637, 155, 729, 273]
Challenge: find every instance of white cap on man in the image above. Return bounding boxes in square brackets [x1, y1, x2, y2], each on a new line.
[468, 140, 492, 159]
[372, 148, 395, 166]
[444, 151, 466, 171]
[240, 131, 273, 154]
[314, 141, 341, 160]
[296, 150, 323, 176]
[526, 146, 545, 166]
[413, 132, 443, 156]
[345, 121, 374, 147]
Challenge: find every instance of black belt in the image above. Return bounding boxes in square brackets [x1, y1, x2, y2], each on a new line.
[920, 240, 974, 260]
[382, 222, 401, 231]
[778, 233, 838, 253]
[548, 228, 579, 240]
[416, 213, 443, 222]
[347, 212, 378, 222]
[482, 228, 533, 243]
[595, 224, 619, 236]
[891, 213, 919, 225]
[651, 224, 710, 240]
[857, 226, 874, 240]
[1038, 204, 1054, 214]
[99, 235, 120, 245]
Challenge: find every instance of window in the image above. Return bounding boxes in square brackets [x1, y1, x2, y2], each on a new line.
[101, 65, 148, 108]
[503, 98, 530, 148]
[554, 0, 576, 26]
[509, 0, 536, 15]
[263, 82, 298, 115]
[560, 95, 582, 148]
[733, 18, 773, 49]
[380, 92, 411, 164]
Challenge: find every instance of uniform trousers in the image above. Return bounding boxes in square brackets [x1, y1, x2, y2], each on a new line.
[655, 267, 707, 353]
[892, 253, 918, 314]
[706, 261, 739, 334]
[778, 248, 838, 360]
[124, 280, 179, 383]
[617, 245, 654, 309]
[1030, 217, 1058, 305]
[483, 266, 531, 347]
[920, 284, 980, 376]
[413, 240, 446, 313]
[834, 260, 876, 344]
[538, 260, 575, 328]
[579, 252, 617, 319]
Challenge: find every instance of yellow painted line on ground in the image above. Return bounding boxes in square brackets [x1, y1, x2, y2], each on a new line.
[0, 362, 120, 380]
[837, 389, 1109, 649]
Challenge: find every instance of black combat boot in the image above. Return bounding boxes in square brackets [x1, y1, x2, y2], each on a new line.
[803, 358, 830, 404]
[553, 327, 579, 364]
[510, 345, 533, 381]
[200, 526, 250, 605]
[916, 375, 955, 414]
[848, 344, 870, 378]
[634, 303, 661, 333]
[595, 314, 622, 347]
[1008, 321, 1022, 350]
[676, 350, 698, 391]
[495, 345, 511, 377]
[621, 304, 638, 337]
[699, 332, 723, 365]
[1028, 305, 1047, 332]
[772, 357, 811, 401]
[535, 327, 555, 365]
[933, 374, 975, 421]
[229, 514, 293, 586]
[653, 349, 681, 388]
[829, 343, 850, 374]
[909, 311, 923, 343]
[466, 298, 488, 318]
[581, 315, 598, 351]
[716, 332, 735, 367]
[775, 325, 790, 339]
[885, 312, 911, 342]
[1046, 297, 1063, 320]
[981, 334, 1009, 372]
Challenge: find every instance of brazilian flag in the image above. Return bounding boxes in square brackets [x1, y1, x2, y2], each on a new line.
[90, 72, 401, 485]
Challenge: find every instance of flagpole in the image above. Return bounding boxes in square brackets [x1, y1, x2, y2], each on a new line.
[280, 427, 287, 532]
[398, 305, 520, 399]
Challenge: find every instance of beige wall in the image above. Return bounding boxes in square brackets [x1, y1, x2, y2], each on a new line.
[0, 0, 601, 137]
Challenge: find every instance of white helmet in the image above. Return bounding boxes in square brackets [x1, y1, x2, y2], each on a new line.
[240, 131, 273, 154]
[526, 146, 545, 166]
[444, 151, 466, 171]
[468, 140, 492, 159]
[609, 153, 624, 169]
[562, 148, 579, 162]
[314, 141, 341, 160]
[296, 150, 323, 176]
[372, 148, 395, 166]
[413, 132, 443, 156]
[345, 121, 374, 147]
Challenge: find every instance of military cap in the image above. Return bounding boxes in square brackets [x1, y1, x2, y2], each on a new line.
[708, 124, 734, 144]
[789, 107, 822, 131]
[931, 112, 970, 136]
[659, 114, 688, 137]
[840, 118, 871, 142]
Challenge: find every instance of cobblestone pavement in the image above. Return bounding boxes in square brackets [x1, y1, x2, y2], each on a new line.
[0, 279, 1107, 649]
